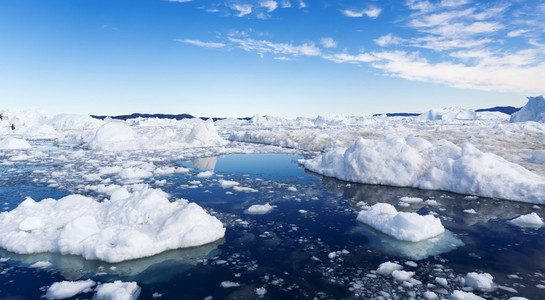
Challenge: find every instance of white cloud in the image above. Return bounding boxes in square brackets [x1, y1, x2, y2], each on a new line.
[507, 29, 529, 37]
[440, 0, 471, 8]
[260, 0, 278, 13]
[320, 37, 338, 49]
[228, 37, 321, 57]
[167, 0, 193, 2]
[232, 4, 252, 17]
[279, 0, 291, 8]
[177, 39, 227, 48]
[341, 7, 382, 18]
[374, 34, 404, 47]
[406, 0, 435, 13]
[324, 53, 376, 64]
[370, 50, 545, 94]
[299, 0, 307, 9]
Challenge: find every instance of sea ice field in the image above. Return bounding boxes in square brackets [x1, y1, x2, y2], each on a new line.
[1, 97, 545, 299]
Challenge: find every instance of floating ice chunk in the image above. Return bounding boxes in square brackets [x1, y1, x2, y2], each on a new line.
[508, 297, 529, 300]
[247, 203, 273, 214]
[45, 279, 96, 300]
[465, 272, 496, 291]
[0, 136, 32, 150]
[94, 281, 140, 300]
[392, 270, 414, 281]
[417, 107, 477, 121]
[450, 290, 485, 300]
[197, 171, 214, 178]
[303, 136, 545, 204]
[220, 281, 240, 288]
[510, 96, 545, 123]
[399, 197, 423, 204]
[357, 203, 444, 242]
[29, 261, 52, 268]
[508, 212, 543, 228]
[328, 252, 336, 259]
[376, 261, 403, 275]
[256, 287, 267, 297]
[435, 277, 449, 287]
[0, 186, 225, 263]
[288, 186, 297, 192]
[220, 180, 240, 188]
[233, 186, 258, 193]
[423, 291, 438, 300]
[464, 209, 477, 214]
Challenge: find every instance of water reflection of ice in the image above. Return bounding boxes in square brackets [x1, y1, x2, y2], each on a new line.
[192, 156, 218, 171]
[355, 224, 463, 260]
[0, 239, 223, 283]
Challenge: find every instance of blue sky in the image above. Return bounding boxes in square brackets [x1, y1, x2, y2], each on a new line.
[1, 0, 544, 118]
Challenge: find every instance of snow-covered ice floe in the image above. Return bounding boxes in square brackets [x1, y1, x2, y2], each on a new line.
[0, 186, 225, 263]
[508, 212, 543, 228]
[247, 203, 274, 214]
[303, 136, 545, 204]
[357, 203, 444, 242]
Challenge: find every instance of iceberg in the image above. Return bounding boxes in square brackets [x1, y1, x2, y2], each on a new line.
[0, 186, 225, 263]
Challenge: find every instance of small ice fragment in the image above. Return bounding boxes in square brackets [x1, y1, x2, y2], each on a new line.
[94, 281, 141, 300]
[399, 197, 423, 203]
[220, 180, 239, 188]
[247, 203, 273, 214]
[220, 281, 240, 288]
[288, 186, 297, 192]
[465, 272, 496, 291]
[508, 213, 543, 228]
[464, 209, 477, 214]
[450, 290, 485, 300]
[197, 171, 214, 178]
[376, 262, 403, 275]
[391, 270, 414, 281]
[256, 287, 267, 297]
[45, 279, 96, 300]
[29, 261, 52, 268]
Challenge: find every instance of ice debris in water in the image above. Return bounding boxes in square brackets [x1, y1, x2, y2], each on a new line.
[0, 186, 225, 263]
[45, 279, 96, 300]
[357, 203, 444, 242]
[464, 272, 496, 292]
[508, 212, 543, 228]
[247, 203, 273, 214]
[94, 281, 141, 300]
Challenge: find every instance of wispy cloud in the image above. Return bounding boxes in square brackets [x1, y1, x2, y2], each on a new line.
[320, 37, 337, 49]
[176, 39, 227, 48]
[374, 34, 404, 47]
[260, 0, 278, 13]
[341, 7, 382, 18]
[232, 4, 252, 17]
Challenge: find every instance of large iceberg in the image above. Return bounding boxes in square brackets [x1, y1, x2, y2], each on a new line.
[510, 96, 545, 123]
[303, 136, 545, 203]
[0, 186, 225, 263]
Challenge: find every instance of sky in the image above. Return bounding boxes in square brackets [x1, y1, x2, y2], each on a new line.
[1, 0, 544, 118]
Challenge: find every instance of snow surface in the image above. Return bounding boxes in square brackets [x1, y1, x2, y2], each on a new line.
[0, 186, 225, 263]
[45, 279, 96, 300]
[357, 203, 444, 242]
[304, 136, 545, 203]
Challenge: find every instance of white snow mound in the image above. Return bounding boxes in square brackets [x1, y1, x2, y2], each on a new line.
[510, 96, 545, 123]
[0, 136, 32, 150]
[303, 136, 545, 203]
[357, 203, 444, 242]
[0, 186, 225, 263]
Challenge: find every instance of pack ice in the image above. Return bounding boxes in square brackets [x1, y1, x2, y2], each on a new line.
[0, 186, 225, 263]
